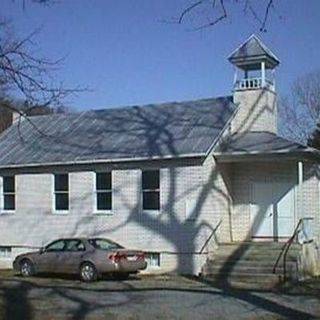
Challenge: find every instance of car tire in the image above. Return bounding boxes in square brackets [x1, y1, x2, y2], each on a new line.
[20, 259, 35, 277]
[80, 262, 98, 282]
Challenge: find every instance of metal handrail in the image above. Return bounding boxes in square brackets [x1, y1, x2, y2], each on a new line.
[199, 219, 222, 254]
[272, 218, 303, 280]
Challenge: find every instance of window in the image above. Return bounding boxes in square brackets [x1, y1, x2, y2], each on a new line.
[54, 174, 69, 212]
[142, 170, 160, 211]
[95, 172, 112, 211]
[145, 252, 160, 267]
[45, 240, 66, 252]
[0, 247, 11, 258]
[88, 238, 123, 250]
[64, 240, 85, 252]
[2, 176, 15, 211]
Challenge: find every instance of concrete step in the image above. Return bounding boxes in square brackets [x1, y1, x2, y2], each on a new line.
[204, 259, 297, 268]
[203, 263, 297, 275]
[219, 242, 301, 249]
[204, 271, 282, 282]
[209, 251, 298, 262]
[213, 243, 301, 255]
[201, 242, 301, 289]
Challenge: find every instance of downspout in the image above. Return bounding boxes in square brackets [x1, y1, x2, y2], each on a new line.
[298, 161, 303, 221]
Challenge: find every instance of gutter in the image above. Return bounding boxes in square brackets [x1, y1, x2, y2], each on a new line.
[214, 147, 320, 158]
[0, 152, 207, 170]
[213, 150, 320, 164]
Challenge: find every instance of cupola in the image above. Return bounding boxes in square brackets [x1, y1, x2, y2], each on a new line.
[229, 34, 280, 92]
[228, 35, 280, 134]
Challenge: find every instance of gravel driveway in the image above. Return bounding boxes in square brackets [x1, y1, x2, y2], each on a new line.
[0, 271, 319, 320]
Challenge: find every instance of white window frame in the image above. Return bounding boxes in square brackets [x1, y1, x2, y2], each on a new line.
[52, 174, 69, 214]
[0, 246, 12, 259]
[145, 252, 160, 268]
[93, 172, 113, 215]
[142, 170, 160, 214]
[0, 176, 15, 214]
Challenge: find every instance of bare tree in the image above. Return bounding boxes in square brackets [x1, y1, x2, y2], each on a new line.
[279, 70, 320, 145]
[309, 125, 320, 149]
[18, 0, 278, 32]
[171, 0, 277, 32]
[0, 18, 82, 122]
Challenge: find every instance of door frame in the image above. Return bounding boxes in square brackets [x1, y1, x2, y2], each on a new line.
[249, 179, 297, 241]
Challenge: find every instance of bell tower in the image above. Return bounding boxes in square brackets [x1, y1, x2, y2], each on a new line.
[228, 35, 280, 134]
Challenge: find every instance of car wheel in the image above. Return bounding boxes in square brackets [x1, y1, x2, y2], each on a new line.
[20, 259, 35, 277]
[80, 262, 98, 282]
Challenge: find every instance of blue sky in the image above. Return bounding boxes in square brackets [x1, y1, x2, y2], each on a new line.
[2, 0, 320, 111]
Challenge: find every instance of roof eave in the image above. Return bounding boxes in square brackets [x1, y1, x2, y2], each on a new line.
[213, 149, 320, 163]
[227, 34, 280, 67]
[228, 55, 280, 70]
[0, 153, 207, 170]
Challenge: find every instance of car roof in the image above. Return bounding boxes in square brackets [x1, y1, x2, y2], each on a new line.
[47, 237, 114, 242]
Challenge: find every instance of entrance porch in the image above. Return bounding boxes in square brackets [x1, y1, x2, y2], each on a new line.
[213, 131, 320, 243]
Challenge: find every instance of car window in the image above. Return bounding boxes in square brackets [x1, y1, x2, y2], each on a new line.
[88, 238, 123, 250]
[45, 240, 65, 252]
[64, 240, 85, 252]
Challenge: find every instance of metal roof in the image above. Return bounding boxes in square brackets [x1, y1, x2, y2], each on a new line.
[228, 34, 280, 70]
[214, 131, 319, 160]
[0, 97, 236, 168]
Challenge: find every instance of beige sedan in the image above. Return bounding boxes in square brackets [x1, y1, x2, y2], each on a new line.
[13, 238, 147, 281]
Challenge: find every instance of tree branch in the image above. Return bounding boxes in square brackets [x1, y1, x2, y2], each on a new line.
[176, 0, 277, 32]
[0, 19, 86, 109]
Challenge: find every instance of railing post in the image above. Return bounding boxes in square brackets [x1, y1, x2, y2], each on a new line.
[235, 76, 274, 90]
[261, 61, 266, 87]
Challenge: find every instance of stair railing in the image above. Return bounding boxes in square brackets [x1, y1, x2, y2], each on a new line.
[199, 219, 222, 254]
[272, 218, 303, 281]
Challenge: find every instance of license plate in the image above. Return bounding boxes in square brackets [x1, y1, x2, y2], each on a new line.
[127, 256, 137, 261]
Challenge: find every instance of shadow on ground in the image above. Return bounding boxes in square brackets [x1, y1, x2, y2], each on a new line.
[0, 271, 319, 320]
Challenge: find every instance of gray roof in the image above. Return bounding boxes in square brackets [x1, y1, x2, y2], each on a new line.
[0, 97, 236, 168]
[215, 131, 318, 157]
[228, 34, 280, 70]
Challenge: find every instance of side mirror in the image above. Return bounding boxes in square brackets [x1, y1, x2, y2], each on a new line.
[39, 247, 45, 254]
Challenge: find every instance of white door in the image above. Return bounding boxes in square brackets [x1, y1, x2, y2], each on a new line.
[250, 182, 274, 237]
[250, 181, 295, 239]
[274, 182, 295, 237]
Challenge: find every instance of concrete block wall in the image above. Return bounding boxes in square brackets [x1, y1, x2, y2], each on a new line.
[1, 158, 316, 273]
[301, 163, 320, 244]
[0, 158, 231, 275]
[230, 161, 297, 241]
[201, 157, 232, 245]
[232, 88, 277, 134]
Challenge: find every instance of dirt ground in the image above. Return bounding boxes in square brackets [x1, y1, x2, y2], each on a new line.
[0, 270, 319, 320]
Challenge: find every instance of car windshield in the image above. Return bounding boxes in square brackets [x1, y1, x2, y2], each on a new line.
[88, 238, 123, 250]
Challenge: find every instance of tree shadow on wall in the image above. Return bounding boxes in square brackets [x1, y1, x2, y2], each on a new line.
[1, 89, 318, 319]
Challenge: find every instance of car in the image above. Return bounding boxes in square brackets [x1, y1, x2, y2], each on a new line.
[13, 238, 147, 282]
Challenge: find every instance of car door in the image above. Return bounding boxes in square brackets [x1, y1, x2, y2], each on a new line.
[56, 239, 86, 274]
[36, 239, 66, 273]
